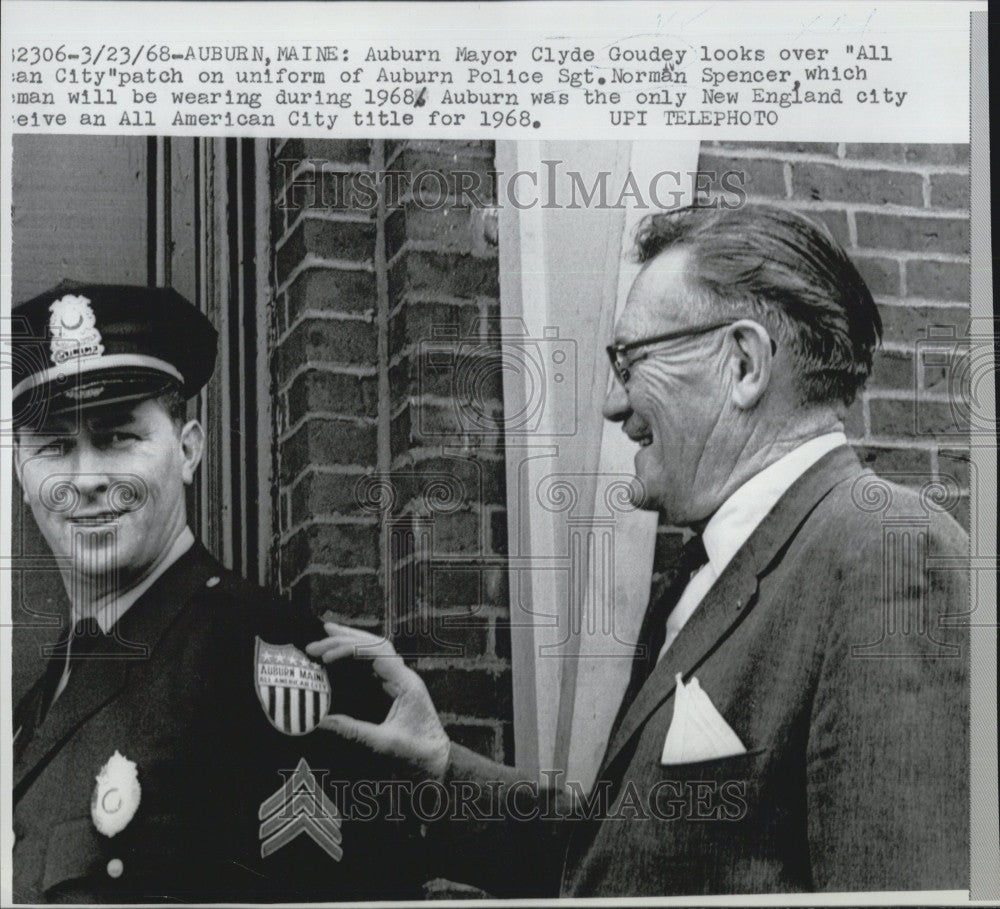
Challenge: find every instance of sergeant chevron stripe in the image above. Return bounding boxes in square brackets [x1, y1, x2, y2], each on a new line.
[259, 758, 342, 861]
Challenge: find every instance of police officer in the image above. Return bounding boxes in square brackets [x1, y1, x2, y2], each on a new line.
[11, 282, 424, 903]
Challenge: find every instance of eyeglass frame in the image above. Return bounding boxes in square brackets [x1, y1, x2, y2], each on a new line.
[606, 319, 777, 385]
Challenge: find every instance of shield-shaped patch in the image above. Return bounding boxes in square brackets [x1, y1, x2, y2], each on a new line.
[255, 638, 332, 735]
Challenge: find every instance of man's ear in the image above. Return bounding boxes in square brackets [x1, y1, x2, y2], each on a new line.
[726, 320, 774, 410]
[179, 419, 205, 485]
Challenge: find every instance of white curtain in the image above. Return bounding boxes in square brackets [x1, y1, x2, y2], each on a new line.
[497, 140, 701, 787]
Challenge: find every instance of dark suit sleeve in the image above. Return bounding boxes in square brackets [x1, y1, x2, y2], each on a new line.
[805, 514, 969, 891]
[419, 743, 572, 898]
[208, 583, 430, 901]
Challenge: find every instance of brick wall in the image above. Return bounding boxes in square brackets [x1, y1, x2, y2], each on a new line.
[270, 139, 513, 766]
[270, 138, 971, 758]
[652, 141, 972, 583]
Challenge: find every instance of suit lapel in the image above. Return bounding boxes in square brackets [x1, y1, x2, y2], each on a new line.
[598, 446, 866, 778]
[13, 542, 218, 799]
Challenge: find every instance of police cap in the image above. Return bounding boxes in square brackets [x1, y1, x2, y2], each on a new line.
[11, 281, 218, 427]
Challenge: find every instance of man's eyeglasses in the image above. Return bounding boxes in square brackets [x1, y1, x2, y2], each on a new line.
[606, 320, 776, 385]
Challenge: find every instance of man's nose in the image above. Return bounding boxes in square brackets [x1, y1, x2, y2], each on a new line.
[70, 443, 111, 498]
[602, 378, 631, 422]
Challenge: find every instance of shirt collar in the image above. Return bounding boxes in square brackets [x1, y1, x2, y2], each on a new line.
[73, 526, 196, 633]
[702, 432, 847, 575]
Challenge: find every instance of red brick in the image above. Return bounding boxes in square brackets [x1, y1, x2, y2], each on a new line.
[393, 457, 505, 509]
[868, 398, 969, 438]
[402, 139, 495, 154]
[289, 571, 385, 623]
[419, 667, 512, 719]
[275, 223, 307, 286]
[281, 419, 378, 481]
[389, 408, 412, 459]
[430, 566, 508, 609]
[394, 615, 492, 660]
[855, 212, 969, 256]
[394, 351, 505, 419]
[290, 471, 375, 523]
[389, 146, 495, 206]
[878, 304, 968, 345]
[273, 162, 375, 214]
[279, 139, 373, 168]
[285, 267, 377, 322]
[791, 163, 923, 207]
[388, 250, 501, 304]
[902, 144, 969, 166]
[695, 153, 786, 199]
[793, 208, 850, 249]
[853, 255, 902, 296]
[856, 445, 933, 483]
[905, 260, 970, 301]
[937, 449, 970, 489]
[843, 143, 906, 162]
[284, 217, 376, 267]
[928, 173, 970, 210]
[282, 522, 380, 579]
[425, 513, 484, 555]
[500, 722, 515, 763]
[388, 299, 481, 358]
[919, 350, 954, 394]
[402, 401, 506, 451]
[715, 141, 839, 156]
[444, 722, 501, 760]
[493, 615, 510, 660]
[389, 204, 479, 258]
[276, 319, 377, 383]
[286, 370, 378, 423]
[490, 510, 507, 555]
[869, 350, 916, 392]
[317, 171, 379, 212]
[843, 144, 969, 167]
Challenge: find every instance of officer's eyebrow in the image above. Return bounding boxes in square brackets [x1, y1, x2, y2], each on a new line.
[86, 405, 143, 432]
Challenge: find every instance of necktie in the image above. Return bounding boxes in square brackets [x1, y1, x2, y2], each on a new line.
[610, 534, 707, 737]
[37, 617, 104, 722]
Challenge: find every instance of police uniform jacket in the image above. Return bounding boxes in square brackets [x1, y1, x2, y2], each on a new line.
[13, 541, 425, 903]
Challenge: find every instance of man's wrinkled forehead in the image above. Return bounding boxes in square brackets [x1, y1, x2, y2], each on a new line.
[616, 246, 698, 344]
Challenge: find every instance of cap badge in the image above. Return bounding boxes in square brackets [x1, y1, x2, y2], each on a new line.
[91, 750, 141, 837]
[255, 637, 332, 736]
[49, 295, 105, 367]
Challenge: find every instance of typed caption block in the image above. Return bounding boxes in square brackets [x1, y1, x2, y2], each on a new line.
[3, 2, 974, 141]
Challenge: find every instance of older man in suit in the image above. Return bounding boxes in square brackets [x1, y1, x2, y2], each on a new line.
[10, 283, 424, 902]
[309, 203, 969, 896]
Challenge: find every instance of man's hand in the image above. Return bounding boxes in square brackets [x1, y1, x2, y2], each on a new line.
[306, 622, 451, 782]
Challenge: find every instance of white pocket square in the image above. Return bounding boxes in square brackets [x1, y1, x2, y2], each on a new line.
[660, 674, 747, 765]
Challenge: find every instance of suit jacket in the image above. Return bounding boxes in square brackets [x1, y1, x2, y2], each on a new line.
[432, 447, 970, 897]
[12, 542, 426, 903]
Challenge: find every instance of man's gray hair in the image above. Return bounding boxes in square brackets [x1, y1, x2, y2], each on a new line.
[633, 203, 883, 407]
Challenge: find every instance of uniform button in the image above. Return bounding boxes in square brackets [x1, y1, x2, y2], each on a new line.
[107, 858, 124, 878]
[206, 576, 220, 588]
